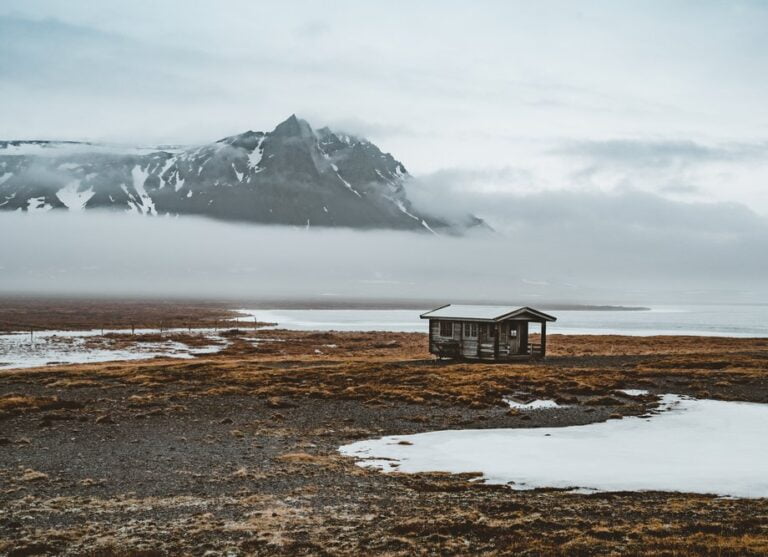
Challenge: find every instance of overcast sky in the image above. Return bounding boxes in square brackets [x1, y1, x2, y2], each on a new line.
[2, 1, 767, 304]
[2, 1, 768, 208]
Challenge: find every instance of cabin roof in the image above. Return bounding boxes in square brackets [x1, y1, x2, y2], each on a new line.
[420, 304, 557, 322]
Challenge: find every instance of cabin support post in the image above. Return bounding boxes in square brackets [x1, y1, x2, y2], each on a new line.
[428, 319, 434, 357]
[520, 322, 529, 355]
[541, 321, 547, 357]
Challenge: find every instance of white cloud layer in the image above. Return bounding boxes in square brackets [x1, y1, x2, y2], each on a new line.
[1, 211, 766, 305]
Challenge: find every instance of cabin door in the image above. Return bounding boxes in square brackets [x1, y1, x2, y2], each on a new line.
[508, 322, 520, 354]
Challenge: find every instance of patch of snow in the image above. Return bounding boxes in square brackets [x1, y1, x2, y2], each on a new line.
[57, 162, 80, 170]
[0, 328, 228, 370]
[158, 156, 176, 187]
[56, 180, 93, 211]
[568, 487, 600, 495]
[0, 172, 13, 185]
[120, 184, 140, 214]
[331, 166, 362, 197]
[504, 398, 561, 410]
[421, 219, 436, 234]
[619, 389, 649, 396]
[26, 197, 51, 213]
[0, 142, 181, 157]
[323, 206, 328, 213]
[248, 138, 265, 171]
[340, 394, 768, 498]
[394, 199, 419, 220]
[131, 164, 155, 215]
[232, 163, 244, 183]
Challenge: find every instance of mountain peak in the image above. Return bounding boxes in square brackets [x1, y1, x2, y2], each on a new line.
[272, 114, 313, 139]
[0, 114, 485, 234]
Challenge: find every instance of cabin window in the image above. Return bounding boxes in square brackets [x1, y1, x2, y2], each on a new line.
[482, 323, 495, 338]
[463, 322, 478, 337]
[439, 321, 453, 337]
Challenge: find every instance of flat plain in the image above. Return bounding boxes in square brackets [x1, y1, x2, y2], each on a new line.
[1, 300, 767, 556]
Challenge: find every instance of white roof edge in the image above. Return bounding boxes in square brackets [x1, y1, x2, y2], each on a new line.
[420, 304, 556, 322]
[419, 303, 450, 319]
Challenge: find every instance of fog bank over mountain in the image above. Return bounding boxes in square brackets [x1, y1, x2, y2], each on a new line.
[2, 211, 766, 305]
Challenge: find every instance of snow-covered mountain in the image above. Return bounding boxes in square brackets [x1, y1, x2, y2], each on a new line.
[0, 115, 482, 233]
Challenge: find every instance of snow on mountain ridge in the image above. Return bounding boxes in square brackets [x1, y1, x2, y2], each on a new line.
[0, 116, 482, 233]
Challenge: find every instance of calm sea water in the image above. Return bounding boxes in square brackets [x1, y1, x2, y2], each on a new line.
[237, 305, 768, 337]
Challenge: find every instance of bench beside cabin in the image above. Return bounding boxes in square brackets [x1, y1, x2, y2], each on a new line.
[420, 304, 557, 360]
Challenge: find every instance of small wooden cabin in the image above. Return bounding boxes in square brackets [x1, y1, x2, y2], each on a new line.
[420, 304, 557, 360]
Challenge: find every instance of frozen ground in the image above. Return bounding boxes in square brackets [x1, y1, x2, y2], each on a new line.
[234, 308, 425, 332]
[619, 389, 650, 396]
[235, 306, 768, 336]
[504, 398, 561, 410]
[340, 394, 768, 498]
[0, 328, 227, 370]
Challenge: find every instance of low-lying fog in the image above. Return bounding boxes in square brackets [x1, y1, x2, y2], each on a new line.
[2, 210, 766, 306]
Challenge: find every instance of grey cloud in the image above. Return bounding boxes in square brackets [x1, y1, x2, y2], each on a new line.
[553, 138, 768, 167]
[317, 117, 420, 141]
[294, 20, 331, 40]
[2, 197, 765, 305]
[0, 16, 224, 100]
[658, 183, 701, 195]
[0, 12, 702, 149]
[407, 168, 767, 239]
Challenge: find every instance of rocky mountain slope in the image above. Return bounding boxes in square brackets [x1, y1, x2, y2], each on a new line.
[0, 115, 482, 233]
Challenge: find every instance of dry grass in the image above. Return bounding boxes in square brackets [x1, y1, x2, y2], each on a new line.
[0, 394, 72, 419]
[277, 452, 328, 464]
[2, 487, 765, 556]
[3, 331, 767, 412]
[0, 297, 238, 332]
[18, 468, 49, 482]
